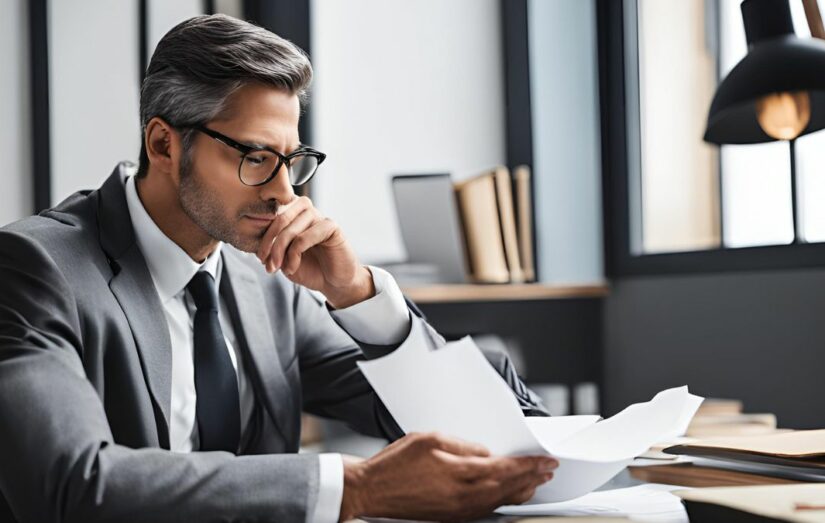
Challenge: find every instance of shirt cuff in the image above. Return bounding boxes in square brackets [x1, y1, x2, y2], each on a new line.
[328, 265, 411, 346]
[307, 453, 344, 523]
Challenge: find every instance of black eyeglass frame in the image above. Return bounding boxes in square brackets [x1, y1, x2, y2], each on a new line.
[187, 124, 326, 186]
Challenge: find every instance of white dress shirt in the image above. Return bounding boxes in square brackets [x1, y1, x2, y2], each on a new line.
[124, 175, 411, 523]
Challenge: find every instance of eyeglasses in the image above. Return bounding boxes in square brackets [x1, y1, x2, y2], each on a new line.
[189, 125, 326, 186]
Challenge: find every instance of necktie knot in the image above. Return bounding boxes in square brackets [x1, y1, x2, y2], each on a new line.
[187, 271, 219, 311]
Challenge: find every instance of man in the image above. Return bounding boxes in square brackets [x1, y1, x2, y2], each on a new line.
[0, 14, 556, 523]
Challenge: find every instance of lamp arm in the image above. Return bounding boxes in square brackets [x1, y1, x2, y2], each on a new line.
[803, 0, 825, 39]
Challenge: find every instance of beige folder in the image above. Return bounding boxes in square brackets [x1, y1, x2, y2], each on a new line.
[677, 484, 825, 522]
[667, 429, 825, 460]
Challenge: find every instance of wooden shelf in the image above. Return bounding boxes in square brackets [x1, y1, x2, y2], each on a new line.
[400, 282, 609, 304]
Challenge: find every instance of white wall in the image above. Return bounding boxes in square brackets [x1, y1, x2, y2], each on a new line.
[528, 0, 604, 284]
[48, 0, 142, 204]
[147, 0, 204, 56]
[0, 0, 32, 225]
[309, 0, 507, 263]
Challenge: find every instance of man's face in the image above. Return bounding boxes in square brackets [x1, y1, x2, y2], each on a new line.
[178, 82, 302, 253]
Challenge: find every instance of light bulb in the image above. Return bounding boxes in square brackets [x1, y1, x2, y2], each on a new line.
[755, 91, 811, 140]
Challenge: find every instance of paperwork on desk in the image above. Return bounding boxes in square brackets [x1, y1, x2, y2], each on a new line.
[357, 320, 704, 503]
[677, 484, 825, 522]
[496, 484, 689, 521]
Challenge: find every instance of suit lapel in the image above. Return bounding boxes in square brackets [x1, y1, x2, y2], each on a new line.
[220, 251, 299, 450]
[97, 163, 173, 449]
[108, 244, 174, 448]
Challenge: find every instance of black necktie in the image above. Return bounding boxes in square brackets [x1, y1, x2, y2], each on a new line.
[187, 271, 240, 453]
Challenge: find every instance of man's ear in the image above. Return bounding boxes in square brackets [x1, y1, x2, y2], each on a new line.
[144, 117, 181, 178]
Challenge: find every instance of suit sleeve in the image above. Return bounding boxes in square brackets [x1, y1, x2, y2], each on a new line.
[0, 231, 320, 523]
[292, 274, 407, 441]
[294, 269, 549, 444]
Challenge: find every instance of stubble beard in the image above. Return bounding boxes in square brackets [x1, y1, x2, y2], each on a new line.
[178, 155, 276, 253]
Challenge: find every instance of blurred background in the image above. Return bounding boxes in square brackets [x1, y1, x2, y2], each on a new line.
[3, 0, 825, 454]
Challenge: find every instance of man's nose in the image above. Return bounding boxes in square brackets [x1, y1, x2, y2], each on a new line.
[257, 162, 295, 204]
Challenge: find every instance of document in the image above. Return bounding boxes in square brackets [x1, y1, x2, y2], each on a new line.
[496, 484, 689, 521]
[357, 321, 704, 503]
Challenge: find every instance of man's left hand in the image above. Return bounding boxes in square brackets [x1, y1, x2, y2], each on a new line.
[255, 196, 374, 309]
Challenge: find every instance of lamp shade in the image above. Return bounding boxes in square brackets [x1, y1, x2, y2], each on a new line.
[704, 0, 825, 144]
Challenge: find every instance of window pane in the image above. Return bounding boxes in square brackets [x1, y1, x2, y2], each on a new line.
[631, 0, 825, 253]
[784, 0, 825, 243]
[635, 0, 721, 254]
[721, 143, 794, 247]
[798, 123, 825, 242]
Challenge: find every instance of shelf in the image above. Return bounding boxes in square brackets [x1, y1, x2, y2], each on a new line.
[400, 282, 609, 304]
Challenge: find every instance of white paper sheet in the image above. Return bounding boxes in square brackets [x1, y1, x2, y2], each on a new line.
[496, 484, 689, 522]
[357, 323, 704, 503]
[526, 415, 601, 447]
[357, 321, 545, 456]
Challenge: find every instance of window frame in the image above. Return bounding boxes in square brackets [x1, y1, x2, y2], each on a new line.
[598, 0, 825, 277]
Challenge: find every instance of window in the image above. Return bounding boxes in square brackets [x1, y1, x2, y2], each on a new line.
[626, 0, 825, 255]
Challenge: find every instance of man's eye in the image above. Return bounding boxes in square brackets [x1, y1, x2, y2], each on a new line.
[245, 155, 266, 165]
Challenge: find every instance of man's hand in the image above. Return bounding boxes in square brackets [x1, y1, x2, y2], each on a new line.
[339, 432, 557, 522]
[255, 196, 374, 309]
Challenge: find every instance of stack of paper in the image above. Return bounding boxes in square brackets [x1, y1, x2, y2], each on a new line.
[497, 484, 689, 521]
[357, 321, 704, 503]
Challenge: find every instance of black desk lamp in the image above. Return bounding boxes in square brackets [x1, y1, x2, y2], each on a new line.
[704, 0, 825, 243]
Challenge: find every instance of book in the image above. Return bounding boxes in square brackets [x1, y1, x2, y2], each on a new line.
[513, 165, 536, 282]
[684, 398, 777, 437]
[686, 413, 779, 437]
[492, 166, 525, 283]
[696, 398, 744, 416]
[454, 167, 524, 283]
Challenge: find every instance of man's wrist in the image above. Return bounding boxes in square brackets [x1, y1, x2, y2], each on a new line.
[340, 459, 369, 521]
[324, 266, 375, 310]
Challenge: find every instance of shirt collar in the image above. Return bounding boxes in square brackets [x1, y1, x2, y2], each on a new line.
[124, 175, 223, 303]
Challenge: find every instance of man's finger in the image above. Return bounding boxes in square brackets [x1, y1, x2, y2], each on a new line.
[488, 455, 557, 482]
[499, 472, 553, 506]
[436, 452, 496, 482]
[506, 483, 541, 506]
[265, 209, 317, 271]
[281, 219, 336, 275]
[256, 196, 309, 261]
[427, 433, 491, 458]
[479, 466, 549, 510]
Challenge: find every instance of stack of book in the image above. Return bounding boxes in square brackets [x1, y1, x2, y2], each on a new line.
[685, 398, 780, 438]
[453, 165, 535, 283]
[638, 399, 781, 460]
[629, 397, 825, 488]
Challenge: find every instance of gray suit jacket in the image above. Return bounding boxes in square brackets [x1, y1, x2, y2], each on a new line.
[0, 163, 546, 523]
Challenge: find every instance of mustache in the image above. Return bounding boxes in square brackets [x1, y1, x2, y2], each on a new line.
[239, 202, 279, 217]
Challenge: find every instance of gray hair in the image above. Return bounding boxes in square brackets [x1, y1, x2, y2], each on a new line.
[136, 14, 313, 177]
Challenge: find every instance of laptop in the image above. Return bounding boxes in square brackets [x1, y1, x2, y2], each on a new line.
[390, 174, 468, 284]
